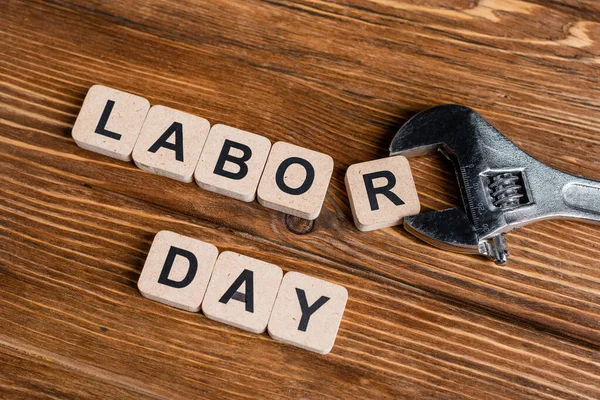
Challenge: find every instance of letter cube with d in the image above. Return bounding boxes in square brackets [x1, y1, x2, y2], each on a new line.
[137, 231, 218, 312]
[345, 156, 420, 232]
[195, 124, 272, 202]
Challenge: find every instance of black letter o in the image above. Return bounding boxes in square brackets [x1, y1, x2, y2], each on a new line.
[275, 157, 315, 195]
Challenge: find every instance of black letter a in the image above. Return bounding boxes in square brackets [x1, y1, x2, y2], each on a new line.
[148, 122, 185, 162]
[219, 269, 255, 312]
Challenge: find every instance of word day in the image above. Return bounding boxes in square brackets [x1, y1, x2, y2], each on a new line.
[72, 85, 421, 226]
[138, 231, 348, 354]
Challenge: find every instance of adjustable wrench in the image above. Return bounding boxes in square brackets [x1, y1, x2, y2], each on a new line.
[389, 105, 600, 264]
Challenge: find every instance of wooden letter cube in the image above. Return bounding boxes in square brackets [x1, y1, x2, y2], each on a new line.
[345, 156, 420, 231]
[72, 85, 150, 161]
[137, 231, 218, 312]
[202, 251, 283, 333]
[257, 142, 333, 220]
[267, 272, 347, 354]
[132, 105, 211, 182]
[195, 124, 271, 202]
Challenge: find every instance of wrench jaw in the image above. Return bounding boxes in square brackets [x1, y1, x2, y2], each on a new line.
[403, 211, 510, 264]
[389, 104, 473, 158]
[403, 208, 480, 253]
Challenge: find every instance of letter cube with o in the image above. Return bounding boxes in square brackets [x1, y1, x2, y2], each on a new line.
[345, 156, 420, 231]
[133, 105, 211, 182]
[72, 85, 150, 161]
[268, 272, 348, 354]
[137, 231, 218, 312]
[257, 142, 334, 220]
[195, 124, 272, 202]
[202, 251, 283, 333]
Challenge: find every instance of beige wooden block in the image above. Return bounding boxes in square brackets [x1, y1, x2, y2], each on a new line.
[137, 231, 218, 312]
[267, 272, 347, 354]
[195, 124, 271, 202]
[72, 85, 150, 161]
[201, 251, 283, 333]
[132, 105, 210, 182]
[257, 142, 333, 220]
[345, 156, 420, 232]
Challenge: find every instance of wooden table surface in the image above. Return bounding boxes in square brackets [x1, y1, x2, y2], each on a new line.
[1, 0, 599, 399]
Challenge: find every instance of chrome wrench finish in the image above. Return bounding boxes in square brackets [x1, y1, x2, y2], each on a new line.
[389, 105, 600, 264]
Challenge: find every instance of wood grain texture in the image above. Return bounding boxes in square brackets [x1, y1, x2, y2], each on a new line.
[0, 0, 599, 398]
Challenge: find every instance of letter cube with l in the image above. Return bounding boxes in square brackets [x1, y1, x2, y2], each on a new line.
[345, 156, 420, 232]
[257, 142, 334, 220]
[133, 105, 211, 182]
[72, 85, 150, 161]
[268, 272, 348, 354]
[195, 124, 272, 202]
[202, 251, 283, 333]
[137, 231, 218, 312]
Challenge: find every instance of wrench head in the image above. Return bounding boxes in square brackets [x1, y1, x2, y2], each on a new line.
[389, 105, 530, 263]
[390, 105, 600, 263]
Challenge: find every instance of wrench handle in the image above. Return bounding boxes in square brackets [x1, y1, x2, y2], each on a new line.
[562, 180, 600, 224]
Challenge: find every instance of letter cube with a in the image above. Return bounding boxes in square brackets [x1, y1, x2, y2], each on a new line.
[195, 124, 272, 202]
[345, 156, 420, 232]
[202, 251, 283, 333]
[257, 142, 333, 220]
[268, 272, 347, 354]
[137, 231, 218, 312]
[72, 85, 150, 161]
[133, 105, 211, 182]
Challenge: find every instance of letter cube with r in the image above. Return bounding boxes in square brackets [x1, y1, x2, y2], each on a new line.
[345, 156, 420, 231]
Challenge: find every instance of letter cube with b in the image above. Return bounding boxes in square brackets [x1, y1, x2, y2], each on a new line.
[268, 272, 348, 354]
[195, 124, 272, 202]
[202, 252, 283, 333]
[133, 105, 211, 182]
[137, 231, 218, 312]
[345, 156, 420, 231]
[72, 85, 150, 161]
[257, 142, 334, 220]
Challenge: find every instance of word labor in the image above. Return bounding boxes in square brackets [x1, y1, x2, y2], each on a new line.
[72, 85, 420, 227]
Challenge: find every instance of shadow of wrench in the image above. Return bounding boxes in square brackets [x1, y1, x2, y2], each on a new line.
[390, 105, 600, 264]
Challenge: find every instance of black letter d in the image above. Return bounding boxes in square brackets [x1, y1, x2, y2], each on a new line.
[158, 246, 198, 288]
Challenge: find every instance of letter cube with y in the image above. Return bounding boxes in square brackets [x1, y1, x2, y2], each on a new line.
[345, 156, 420, 231]
[133, 105, 211, 182]
[195, 125, 271, 202]
[268, 272, 347, 354]
[137, 231, 218, 312]
[257, 142, 334, 220]
[202, 252, 283, 333]
[72, 85, 150, 161]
